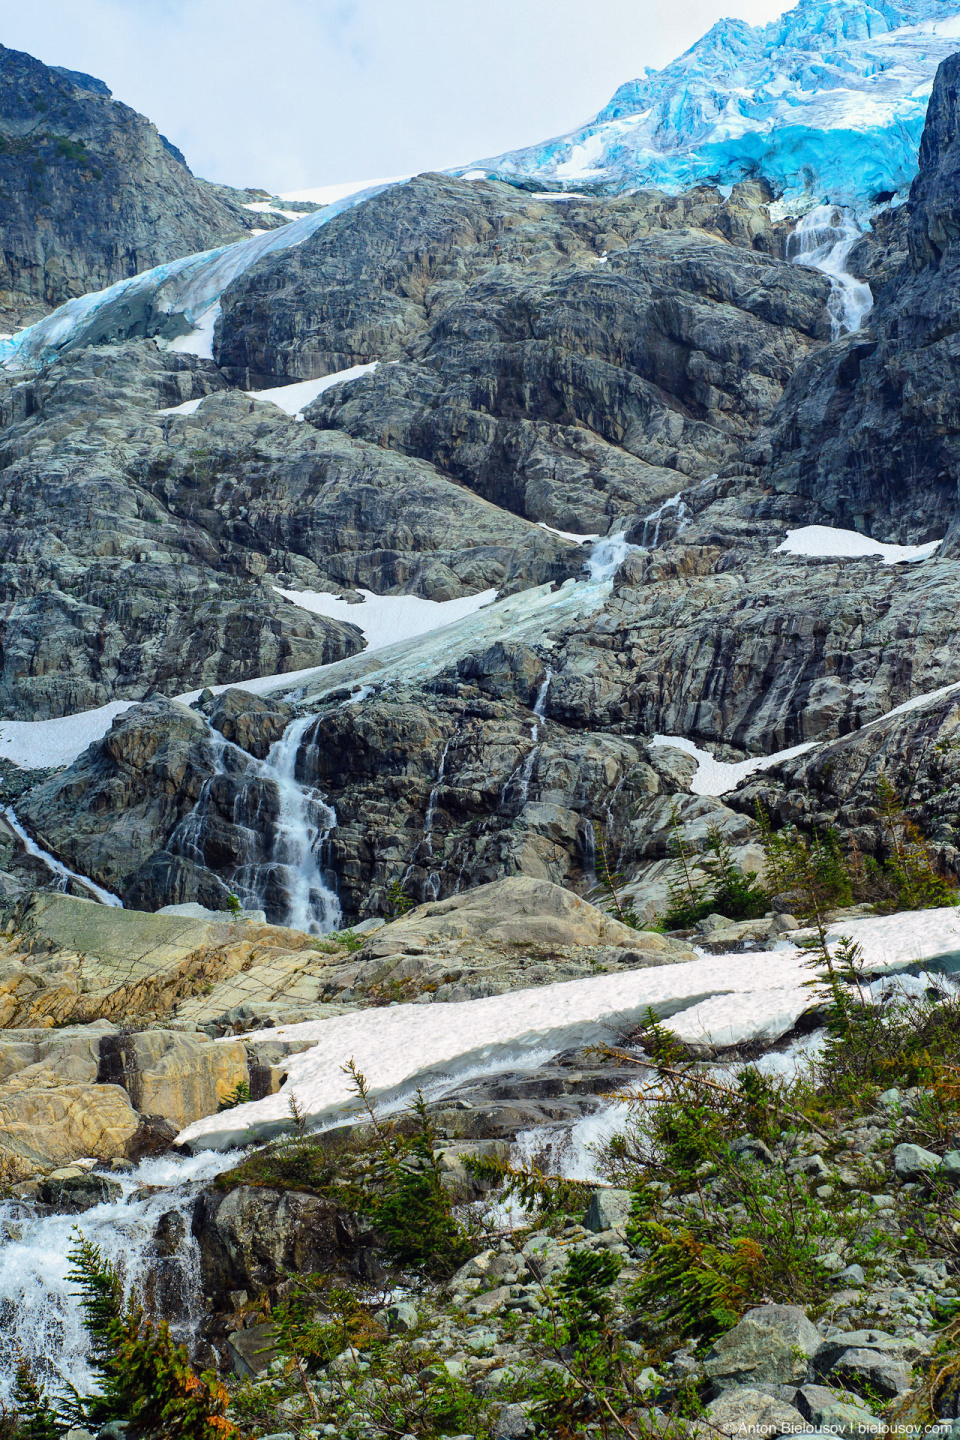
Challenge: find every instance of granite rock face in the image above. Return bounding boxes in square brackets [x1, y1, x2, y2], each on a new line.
[0, 44, 269, 328]
[217, 173, 828, 535]
[8, 56, 960, 935]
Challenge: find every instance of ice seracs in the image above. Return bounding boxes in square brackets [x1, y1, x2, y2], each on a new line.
[468, 0, 960, 210]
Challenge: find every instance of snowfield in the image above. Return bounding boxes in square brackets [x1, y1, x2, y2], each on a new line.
[274, 586, 497, 650]
[178, 904, 960, 1151]
[776, 525, 942, 564]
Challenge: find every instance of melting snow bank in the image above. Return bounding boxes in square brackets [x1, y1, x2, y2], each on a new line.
[178, 904, 960, 1151]
[777, 525, 942, 564]
[651, 735, 817, 797]
[275, 586, 497, 651]
[0, 1149, 241, 1404]
[0, 701, 136, 770]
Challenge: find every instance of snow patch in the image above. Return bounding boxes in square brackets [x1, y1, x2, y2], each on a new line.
[274, 586, 497, 652]
[179, 902, 960, 1150]
[165, 303, 220, 360]
[651, 734, 816, 796]
[777, 525, 942, 564]
[245, 362, 378, 418]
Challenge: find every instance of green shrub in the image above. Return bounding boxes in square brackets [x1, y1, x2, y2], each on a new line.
[216, 1080, 251, 1113]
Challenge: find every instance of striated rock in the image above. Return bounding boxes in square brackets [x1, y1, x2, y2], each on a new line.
[0, 891, 328, 1028]
[0, 1080, 139, 1181]
[96, 1030, 249, 1129]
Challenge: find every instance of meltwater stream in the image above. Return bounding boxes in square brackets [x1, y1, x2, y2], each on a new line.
[170, 714, 341, 933]
[0, 1150, 239, 1405]
[787, 204, 873, 338]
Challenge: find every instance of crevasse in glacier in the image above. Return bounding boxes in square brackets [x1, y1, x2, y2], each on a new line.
[466, 0, 960, 209]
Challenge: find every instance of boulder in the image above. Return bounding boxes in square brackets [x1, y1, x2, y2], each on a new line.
[893, 1142, 941, 1180]
[192, 1185, 383, 1303]
[583, 1188, 633, 1233]
[704, 1305, 822, 1389]
[827, 1348, 914, 1399]
[361, 876, 680, 953]
[940, 1149, 960, 1181]
[37, 1169, 123, 1212]
[796, 1385, 883, 1436]
[706, 1386, 809, 1435]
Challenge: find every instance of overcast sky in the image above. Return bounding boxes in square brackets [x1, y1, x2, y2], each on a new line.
[0, 0, 791, 194]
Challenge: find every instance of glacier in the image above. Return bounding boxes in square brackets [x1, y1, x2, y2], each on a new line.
[2, 0, 950, 372]
[465, 0, 960, 210]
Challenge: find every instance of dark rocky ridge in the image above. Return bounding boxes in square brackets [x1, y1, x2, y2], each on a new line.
[5, 52, 960, 924]
[218, 174, 829, 533]
[0, 44, 278, 329]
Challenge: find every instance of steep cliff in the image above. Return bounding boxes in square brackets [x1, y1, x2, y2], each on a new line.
[0, 44, 272, 328]
[753, 52, 960, 543]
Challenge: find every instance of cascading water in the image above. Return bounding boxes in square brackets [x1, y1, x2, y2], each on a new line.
[586, 530, 644, 581]
[787, 205, 873, 339]
[253, 715, 342, 933]
[421, 733, 456, 902]
[0, 1150, 238, 1404]
[640, 492, 687, 548]
[2, 807, 122, 907]
[168, 714, 342, 934]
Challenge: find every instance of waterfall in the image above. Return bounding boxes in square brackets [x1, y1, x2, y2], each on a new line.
[640, 492, 688, 548]
[422, 733, 456, 902]
[500, 668, 554, 812]
[254, 716, 342, 934]
[530, 667, 552, 744]
[0, 1150, 238, 1405]
[3, 807, 122, 907]
[168, 715, 342, 934]
[586, 530, 644, 581]
[787, 205, 873, 339]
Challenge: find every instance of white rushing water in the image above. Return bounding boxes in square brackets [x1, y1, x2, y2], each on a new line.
[0, 1149, 240, 1404]
[169, 715, 341, 933]
[787, 205, 873, 339]
[586, 530, 644, 580]
[2, 807, 122, 907]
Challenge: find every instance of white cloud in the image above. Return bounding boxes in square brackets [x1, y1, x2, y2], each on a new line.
[1, 0, 792, 193]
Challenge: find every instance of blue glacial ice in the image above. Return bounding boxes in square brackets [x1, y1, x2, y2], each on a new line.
[465, 0, 960, 211]
[0, 181, 395, 372]
[3, 0, 954, 373]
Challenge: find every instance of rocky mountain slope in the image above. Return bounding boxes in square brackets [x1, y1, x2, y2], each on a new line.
[5, 67, 960, 919]
[0, 44, 280, 330]
[2, 19, 960, 1440]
